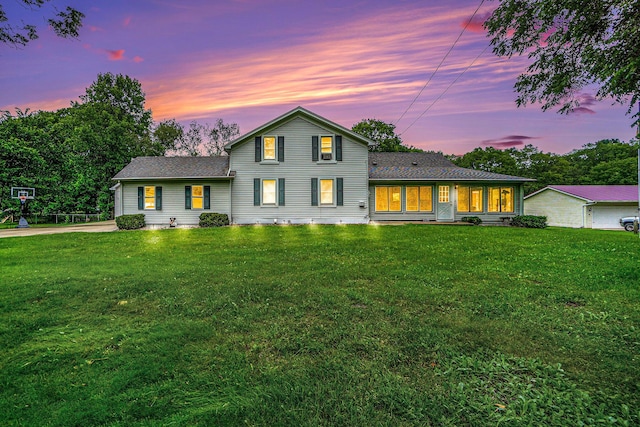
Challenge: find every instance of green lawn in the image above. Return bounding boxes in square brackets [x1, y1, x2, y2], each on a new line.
[1, 225, 638, 426]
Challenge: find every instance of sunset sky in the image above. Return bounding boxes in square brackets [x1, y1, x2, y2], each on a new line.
[1, 0, 637, 155]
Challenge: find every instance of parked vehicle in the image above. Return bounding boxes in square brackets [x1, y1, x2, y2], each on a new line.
[619, 216, 639, 232]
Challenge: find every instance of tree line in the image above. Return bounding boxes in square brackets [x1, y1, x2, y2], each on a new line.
[449, 140, 639, 194]
[2, 73, 637, 220]
[0, 73, 239, 218]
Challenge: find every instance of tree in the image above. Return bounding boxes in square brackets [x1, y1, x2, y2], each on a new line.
[485, 0, 640, 126]
[170, 119, 240, 156]
[153, 119, 184, 154]
[0, 1, 84, 47]
[207, 118, 239, 156]
[351, 118, 418, 152]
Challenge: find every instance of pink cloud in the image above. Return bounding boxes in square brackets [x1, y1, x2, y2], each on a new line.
[88, 25, 103, 32]
[123, 16, 132, 27]
[462, 11, 491, 33]
[133, 56, 144, 63]
[106, 49, 125, 61]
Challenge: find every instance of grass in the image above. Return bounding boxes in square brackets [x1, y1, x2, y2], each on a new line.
[0, 225, 638, 426]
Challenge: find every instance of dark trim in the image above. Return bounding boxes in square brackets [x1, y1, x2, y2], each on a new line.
[311, 178, 318, 206]
[137, 187, 144, 210]
[185, 186, 192, 209]
[155, 186, 162, 210]
[204, 185, 211, 209]
[312, 136, 319, 162]
[255, 136, 262, 162]
[277, 136, 285, 162]
[335, 135, 342, 161]
[278, 178, 285, 206]
[336, 178, 343, 206]
[254, 178, 261, 206]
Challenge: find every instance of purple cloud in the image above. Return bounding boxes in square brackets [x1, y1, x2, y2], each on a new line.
[481, 135, 540, 149]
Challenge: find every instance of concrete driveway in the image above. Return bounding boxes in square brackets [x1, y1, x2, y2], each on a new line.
[0, 220, 118, 239]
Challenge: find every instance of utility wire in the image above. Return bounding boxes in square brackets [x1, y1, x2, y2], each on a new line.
[394, 0, 486, 126]
[399, 42, 491, 136]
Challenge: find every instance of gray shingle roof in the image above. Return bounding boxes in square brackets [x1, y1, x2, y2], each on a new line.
[368, 152, 533, 182]
[112, 156, 231, 180]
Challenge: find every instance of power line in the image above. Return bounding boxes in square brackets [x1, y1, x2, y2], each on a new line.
[394, 0, 486, 126]
[399, 42, 491, 136]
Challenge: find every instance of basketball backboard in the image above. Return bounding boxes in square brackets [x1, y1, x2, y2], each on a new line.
[11, 187, 35, 200]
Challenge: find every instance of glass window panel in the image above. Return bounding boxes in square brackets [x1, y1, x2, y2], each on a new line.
[488, 187, 500, 212]
[192, 185, 203, 197]
[439, 186, 449, 203]
[419, 186, 432, 211]
[389, 186, 401, 211]
[144, 186, 155, 209]
[263, 179, 276, 204]
[192, 198, 203, 209]
[320, 179, 333, 204]
[406, 187, 418, 211]
[263, 136, 276, 160]
[375, 187, 388, 211]
[501, 187, 514, 212]
[470, 187, 483, 212]
[321, 136, 332, 153]
[457, 186, 469, 212]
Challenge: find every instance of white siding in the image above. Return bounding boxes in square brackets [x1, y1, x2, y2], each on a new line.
[119, 180, 231, 226]
[229, 117, 369, 224]
[524, 190, 585, 228]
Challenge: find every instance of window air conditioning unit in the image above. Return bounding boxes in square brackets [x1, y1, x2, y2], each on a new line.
[321, 153, 332, 160]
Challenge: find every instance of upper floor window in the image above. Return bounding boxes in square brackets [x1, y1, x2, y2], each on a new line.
[263, 136, 276, 160]
[321, 136, 332, 159]
[312, 135, 342, 162]
[488, 187, 514, 212]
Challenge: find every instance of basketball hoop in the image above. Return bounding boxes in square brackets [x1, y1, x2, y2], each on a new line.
[10, 187, 36, 228]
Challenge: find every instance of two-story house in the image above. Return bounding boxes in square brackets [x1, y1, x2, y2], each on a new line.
[112, 107, 532, 226]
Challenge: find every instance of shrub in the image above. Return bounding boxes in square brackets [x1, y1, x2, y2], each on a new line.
[115, 214, 145, 230]
[461, 216, 482, 225]
[199, 213, 229, 227]
[511, 215, 547, 229]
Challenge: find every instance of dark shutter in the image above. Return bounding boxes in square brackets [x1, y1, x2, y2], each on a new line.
[155, 186, 162, 210]
[336, 178, 343, 206]
[137, 187, 144, 210]
[278, 178, 285, 206]
[204, 185, 211, 209]
[185, 186, 192, 210]
[277, 136, 285, 162]
[335, 135, 342, 161]
[311, 178, 318, 206]
[312, 136, 319, 161]
[254, 178, 261, 206]
[255, 136, 261, 162]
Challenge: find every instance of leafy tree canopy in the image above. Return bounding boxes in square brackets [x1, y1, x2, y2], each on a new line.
[0, 1, 84, 47]
[485, 0, 640, 126]
[351, 118, 419, 152]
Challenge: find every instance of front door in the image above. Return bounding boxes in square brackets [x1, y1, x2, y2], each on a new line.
[437, 185, 454, 221]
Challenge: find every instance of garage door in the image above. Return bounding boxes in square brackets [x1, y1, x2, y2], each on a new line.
[592, 206, 638, 229]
